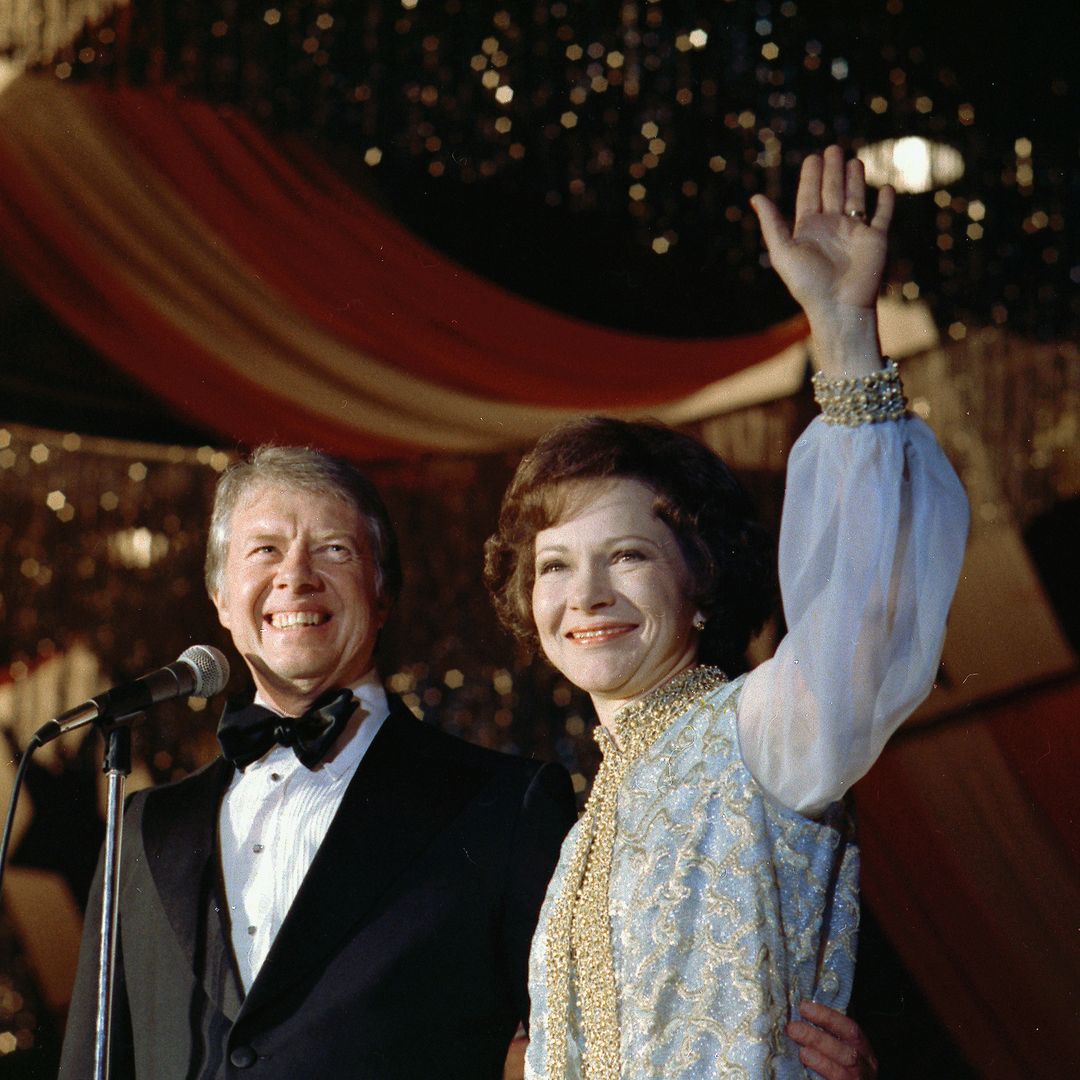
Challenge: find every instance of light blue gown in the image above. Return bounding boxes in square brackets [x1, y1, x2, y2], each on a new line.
[526, 416, 970, 1079]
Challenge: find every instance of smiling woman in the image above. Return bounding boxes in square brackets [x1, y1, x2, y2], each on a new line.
[485, 417, 775, 686]
[483, 148, 970, 1080]
[531, 477, 701, 723]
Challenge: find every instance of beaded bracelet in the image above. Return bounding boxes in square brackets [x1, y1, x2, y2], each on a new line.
[811, 357, 907, 426]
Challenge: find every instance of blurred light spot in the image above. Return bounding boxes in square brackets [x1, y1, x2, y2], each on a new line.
[108, 527, 170, 569]
[858, 136, 964, 193]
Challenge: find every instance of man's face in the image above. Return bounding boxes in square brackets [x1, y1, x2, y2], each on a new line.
[212, 481, 389, 715]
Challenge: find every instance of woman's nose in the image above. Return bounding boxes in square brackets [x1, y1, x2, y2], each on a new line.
[569, 564, 614, 611]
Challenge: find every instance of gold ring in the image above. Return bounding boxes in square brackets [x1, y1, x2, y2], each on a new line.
[845, 208, 866, 219]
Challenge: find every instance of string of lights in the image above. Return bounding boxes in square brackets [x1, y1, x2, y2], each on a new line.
[21, 0, 1073, 341]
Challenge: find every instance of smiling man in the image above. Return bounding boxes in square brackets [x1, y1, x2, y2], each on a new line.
[60, 446, 577, 1080]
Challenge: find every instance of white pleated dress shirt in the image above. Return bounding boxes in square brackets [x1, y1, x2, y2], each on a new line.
[218, 670, 389, 991]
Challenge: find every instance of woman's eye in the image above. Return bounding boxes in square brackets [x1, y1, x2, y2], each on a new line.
[537, 560, 565, 575]
[614, 549, 644, 564]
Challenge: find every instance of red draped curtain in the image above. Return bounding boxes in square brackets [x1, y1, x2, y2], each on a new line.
[0, 72, 807, 458]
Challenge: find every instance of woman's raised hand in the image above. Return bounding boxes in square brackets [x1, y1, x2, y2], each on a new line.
[751, 145, 895, 378]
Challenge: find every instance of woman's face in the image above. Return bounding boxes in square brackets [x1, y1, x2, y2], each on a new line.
[531, 477, 700, 722]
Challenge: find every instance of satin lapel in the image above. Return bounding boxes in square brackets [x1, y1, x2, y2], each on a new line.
[141, 757, 234, 997]
[241, 700, 487, 1017]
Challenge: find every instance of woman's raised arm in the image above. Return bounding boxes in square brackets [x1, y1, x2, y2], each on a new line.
[738, 147, 969, 816]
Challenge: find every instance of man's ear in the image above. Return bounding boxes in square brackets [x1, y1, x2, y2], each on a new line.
[211, 590, 232, 631]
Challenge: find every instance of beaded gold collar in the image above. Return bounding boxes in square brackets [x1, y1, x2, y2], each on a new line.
[543, 665, 729, 1080]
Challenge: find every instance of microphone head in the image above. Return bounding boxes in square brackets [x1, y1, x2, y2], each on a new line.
[177, 645, 230, 697]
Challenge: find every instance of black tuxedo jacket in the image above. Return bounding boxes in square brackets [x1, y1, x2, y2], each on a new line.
[60, 697, 576, 1080]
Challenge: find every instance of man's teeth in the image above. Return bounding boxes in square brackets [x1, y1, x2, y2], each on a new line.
[270, 612, 325, 628]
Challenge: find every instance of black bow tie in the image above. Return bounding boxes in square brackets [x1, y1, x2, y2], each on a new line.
[216, 688, 358, 769]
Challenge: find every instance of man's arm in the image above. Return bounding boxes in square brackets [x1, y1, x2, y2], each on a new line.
[501, 761, 577, 1028]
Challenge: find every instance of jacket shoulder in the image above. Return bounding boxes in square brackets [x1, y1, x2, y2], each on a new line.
[387, 696, 568, 790]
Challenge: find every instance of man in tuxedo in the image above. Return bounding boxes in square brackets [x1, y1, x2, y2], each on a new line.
[60, 446, 578, 1080]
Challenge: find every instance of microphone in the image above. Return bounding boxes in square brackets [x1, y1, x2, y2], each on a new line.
[33, 645, 231, 746]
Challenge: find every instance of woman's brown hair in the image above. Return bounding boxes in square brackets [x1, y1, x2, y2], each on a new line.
[483, 417, 776, 676]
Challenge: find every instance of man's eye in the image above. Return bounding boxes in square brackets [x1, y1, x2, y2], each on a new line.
[324, 544, 354, 558]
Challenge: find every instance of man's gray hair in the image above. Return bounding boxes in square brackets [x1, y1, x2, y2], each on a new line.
[204, 446, 402, 603]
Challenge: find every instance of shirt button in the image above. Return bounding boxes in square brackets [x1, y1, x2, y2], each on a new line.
[252, 844, 265, 853]
[270, 772, 282, 782]
[247, 925, 257, 936]
[230, 1045, 257, 1068]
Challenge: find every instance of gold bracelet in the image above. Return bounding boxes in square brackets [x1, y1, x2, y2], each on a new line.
[811, 358, 907, 426]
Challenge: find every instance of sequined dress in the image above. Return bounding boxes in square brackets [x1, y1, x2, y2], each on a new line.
[525, 416, 970, 1080]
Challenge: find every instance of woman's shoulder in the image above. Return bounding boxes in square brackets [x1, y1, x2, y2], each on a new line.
[675, 669, 746, 737]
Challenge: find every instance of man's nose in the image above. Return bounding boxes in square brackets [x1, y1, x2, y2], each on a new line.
[275, 544, 319, 588]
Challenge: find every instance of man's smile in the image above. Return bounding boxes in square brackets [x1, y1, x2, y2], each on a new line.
[266, 610, 331, 629]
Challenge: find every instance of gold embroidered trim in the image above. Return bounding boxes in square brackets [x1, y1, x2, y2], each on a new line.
[543, 666, 729, 1080]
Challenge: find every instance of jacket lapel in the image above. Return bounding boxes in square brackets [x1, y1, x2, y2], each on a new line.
[141, 756, 240, 1015]
[240, 699, 487, 1016]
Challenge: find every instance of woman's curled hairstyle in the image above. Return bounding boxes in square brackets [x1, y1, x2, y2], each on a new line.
[483, 417, 777, 676]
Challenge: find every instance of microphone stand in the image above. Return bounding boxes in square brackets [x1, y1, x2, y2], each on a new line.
[93, 717, 136, 1080]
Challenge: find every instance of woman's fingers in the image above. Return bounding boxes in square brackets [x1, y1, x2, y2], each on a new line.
[870, 183, 896, 232]
[821, 144, 846, 214]
[794, 152, 823, 225]
[791, 146, 892, 230]
[844, 157, 867, 217]
[749, 194, 794, 257]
